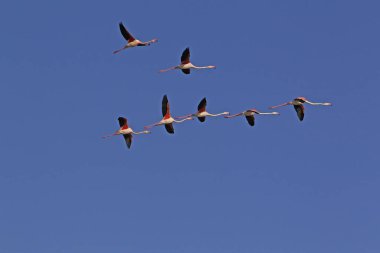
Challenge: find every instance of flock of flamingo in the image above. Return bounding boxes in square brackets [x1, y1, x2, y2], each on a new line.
[104, 22, 333, 149]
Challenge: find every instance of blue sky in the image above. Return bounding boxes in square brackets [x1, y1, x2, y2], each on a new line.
[1, 0, 379, 252]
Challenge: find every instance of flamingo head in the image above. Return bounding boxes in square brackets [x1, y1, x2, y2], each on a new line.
[208, 65, 216, 69]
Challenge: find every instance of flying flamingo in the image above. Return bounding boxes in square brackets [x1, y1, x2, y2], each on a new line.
[269, 97, 332, 121]
[113, 22, 158, 54]
[175, 97, 229, 122]
[102, 117, 150, 149]
[144, 95, 193, 134]
[159, 47, 216, 74]
[224, 109, 280, 126]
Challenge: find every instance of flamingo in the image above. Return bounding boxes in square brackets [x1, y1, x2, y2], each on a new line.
[269, 97, 332, 121]
[175, 97, 229, 122]
[224, 109, 280, 126]
[144, 95, 193, 134]
[159, 47, 216, 74]
[102, 117, 150, 149]
[113, 22, 158, 54]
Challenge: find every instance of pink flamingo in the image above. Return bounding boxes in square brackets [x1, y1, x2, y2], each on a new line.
[176, 97, 229, 122]
[144, 95, 193, 134]
[224, 109, 280, 126]
[113, 22, 158, 54]
[159, 48, 216, 74]
[102, 117, 150, 149]
[269, 97, 332, 121]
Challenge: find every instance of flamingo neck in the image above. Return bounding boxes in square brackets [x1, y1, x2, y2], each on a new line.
[305, 101, 332, 106]
[207, 112, 229, 117]
[133, 130, 151, 134]
[174, 117, 193, 123]
[193, 65, 216, 69]
[258, 112, 280, 115]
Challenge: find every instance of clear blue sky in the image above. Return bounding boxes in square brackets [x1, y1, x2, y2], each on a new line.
[1, 0, 379, 252]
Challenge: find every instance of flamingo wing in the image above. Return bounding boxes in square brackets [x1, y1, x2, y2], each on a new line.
[165, 123, 174, 134]
[198, 117, 206, 122]
[118, 117, 128, 128]
[119, 22, 135, 42]
[181, 47, 190, 64]
[181, 69, 190, 74]
[197, 97, 207, 113]
[162, 95, 170, 117]
[123, 133, 132, 149]
[294, 104, 304, 121]
[245, 115, 255, 126]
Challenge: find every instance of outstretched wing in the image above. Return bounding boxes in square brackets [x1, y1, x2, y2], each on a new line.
[197, 97, 207, 113]
[181, 69, 190, 74]
[165, 123, 174, 134]
[162, 95, 170, 117]
[181, 47, 190, 64]
[245, 115, 255, 126]
[294, 104, 304, 121]
[123, 133, 132, 149]
[118, 117, 128, 128]
[198, 117, 206, 122]
[119, 22, 135, 42]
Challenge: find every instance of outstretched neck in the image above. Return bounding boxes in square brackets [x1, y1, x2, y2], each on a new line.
[174, 117, 193, 123]
[193, 65, 216, 69]
[257, 112, 280, 115]
[208, 112, 229, 116]
[133, 130, 151, 134]
[305, 101, 332, 106]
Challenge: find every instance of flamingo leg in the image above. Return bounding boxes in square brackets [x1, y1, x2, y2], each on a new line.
[174, 114, 193, 119]
[224, 113, 243, 118]
[102, 133, 118, 139]
[269, 102, 291, 109]
[144, 122, 161, 129]
[159, 66, 177, 73]
[113, 45, 129, 54]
